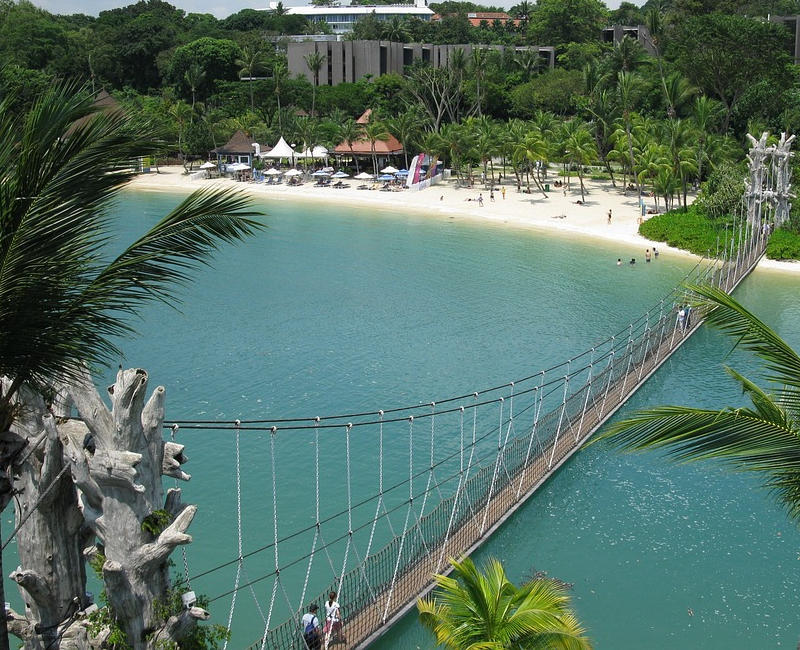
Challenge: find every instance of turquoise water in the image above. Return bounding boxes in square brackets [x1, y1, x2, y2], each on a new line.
[6, 190, 799, 647]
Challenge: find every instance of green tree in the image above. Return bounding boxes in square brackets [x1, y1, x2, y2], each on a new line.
[527, 0, 609, 46]
[668, 14, 793, 132]
[418, 557, 592, 649]
[598, 285, 800, 522]
[363, 118, 390, 175]
[168, 37, 242, 101]
[388, 109, 424, 169]
[184, 63, 205, 120]
[304, 50, 327, 117]
[0, 82, 260, 649]
[563, 123, 598, 202]
[237, 45, 268, 112]
[337, 118, 364, 173]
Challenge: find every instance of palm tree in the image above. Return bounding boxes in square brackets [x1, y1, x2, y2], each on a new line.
[469, 47, 488, 117]
[304, 50, 327, 117]
[273, 57, 289, 133]
[363, 119, 390, 176]
[418, 557, 592, 649]
[168, 100, 192, 168]
[337, 118, 363, 173]
[184, 63, 205, 121]
[563, 124, 598, 203]
[598, 285, 800, 522]
[617, 71, 643, 197]
[0, 82, 260, 648]
[387, 110, 422, 170]
[381, 15, 409, 42]
[515, 49, 540, 82]
[237, 45, 268, 112]
[661, 71, 695, 120]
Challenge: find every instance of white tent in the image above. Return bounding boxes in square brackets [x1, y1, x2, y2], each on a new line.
[199, 161, 216, 169]
[263, 137, 296, 159]
[296, 145, 329, 159]
[380, 165, 399, 174]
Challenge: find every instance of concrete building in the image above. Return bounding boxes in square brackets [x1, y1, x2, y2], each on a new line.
[432, 11, 520, 27]
[769, 15, 800, 63]
[275, 0, 434, 35]
[287, 40, 555, 85]
[602, 24, 657, 55]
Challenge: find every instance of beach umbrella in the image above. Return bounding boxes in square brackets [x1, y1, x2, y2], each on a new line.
[322, 166, 334, 172]
[396, 169, 409, 176]
[284, 169, 303, 177]
[354, 172, 374, 180]
[378, 174, 394, 181]
[228, 162, 250, 171]
[312, 170, 331, 177]
[332, 171, 350, 178]
[199, 161, 216, 170]
[264, 168, 282, 176]
[380, 165, 399, 174]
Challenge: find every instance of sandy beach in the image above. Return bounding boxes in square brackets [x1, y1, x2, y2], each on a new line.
[129, 166, 800, 274]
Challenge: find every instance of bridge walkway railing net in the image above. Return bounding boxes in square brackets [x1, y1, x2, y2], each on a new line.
[247, 233, 767, 650]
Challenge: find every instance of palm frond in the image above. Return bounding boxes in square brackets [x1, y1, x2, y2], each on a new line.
[0, 81, 262, 394]
[687, 283, 800, 412]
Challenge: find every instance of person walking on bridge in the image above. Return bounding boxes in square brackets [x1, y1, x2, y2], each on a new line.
[323, 591, 344, 646]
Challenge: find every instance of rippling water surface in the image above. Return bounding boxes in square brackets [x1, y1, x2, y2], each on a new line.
[8, 190, 799, 648]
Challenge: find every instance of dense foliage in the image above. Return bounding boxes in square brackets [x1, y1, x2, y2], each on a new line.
[639, 205, 738, 257]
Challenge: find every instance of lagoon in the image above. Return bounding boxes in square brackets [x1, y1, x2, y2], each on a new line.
[9, 189, 798, 647]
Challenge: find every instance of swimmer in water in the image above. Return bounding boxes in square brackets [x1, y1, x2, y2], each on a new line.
[617, 258, 622, 266]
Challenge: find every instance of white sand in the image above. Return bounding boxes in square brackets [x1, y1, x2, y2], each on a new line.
[128, 166, 800, 274]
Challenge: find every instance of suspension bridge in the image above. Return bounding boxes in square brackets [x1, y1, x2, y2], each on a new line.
[165, 133, 792, 649]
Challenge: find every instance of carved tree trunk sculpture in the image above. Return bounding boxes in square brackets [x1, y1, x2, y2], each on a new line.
[61, 367, 204, 649]
[5, 382, 89, 650]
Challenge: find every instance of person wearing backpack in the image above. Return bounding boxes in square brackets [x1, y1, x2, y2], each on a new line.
[301, 603, 321, 649]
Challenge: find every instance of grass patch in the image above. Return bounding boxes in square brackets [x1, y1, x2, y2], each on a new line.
[639, 205, 736, 257]
[766, 228, 800, 260]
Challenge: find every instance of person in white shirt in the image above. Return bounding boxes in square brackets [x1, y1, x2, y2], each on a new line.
[323, 590, 343, 643]
[301, 603, 320, 649]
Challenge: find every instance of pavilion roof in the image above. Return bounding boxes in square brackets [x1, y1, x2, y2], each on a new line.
[213, 130, 254, 155]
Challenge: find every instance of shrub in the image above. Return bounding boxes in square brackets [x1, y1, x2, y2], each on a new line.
[766, 228, 800, 260]
[639, 205, 736, 257]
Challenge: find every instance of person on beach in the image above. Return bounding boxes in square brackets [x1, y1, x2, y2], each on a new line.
[490, 190, 495, 202]
[323, 591, 343, 644]
[607, 209, 612, 224]
[478, 193, 484, 207]
[617, 258, 622, 266]
[501, 186, 506, 199]
[302, 604, 321, 649]
[645, 249, 651, 262]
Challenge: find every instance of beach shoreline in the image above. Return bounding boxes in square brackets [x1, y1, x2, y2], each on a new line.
[128, 166, 800, 274]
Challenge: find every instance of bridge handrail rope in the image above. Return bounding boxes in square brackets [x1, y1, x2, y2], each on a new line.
[160, 261, 707, 432]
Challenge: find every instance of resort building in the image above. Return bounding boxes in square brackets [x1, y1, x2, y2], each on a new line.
[769, 15, 800, 63]
[431, 11, 520, 27]
[602, 24, 657, 55]
[287, 40, 555, 85]
[333, 108, 404, 161]
[274, 0, 434, 35]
